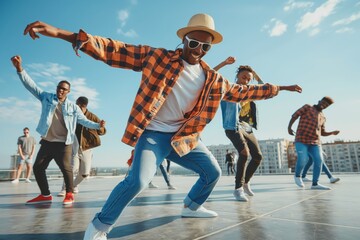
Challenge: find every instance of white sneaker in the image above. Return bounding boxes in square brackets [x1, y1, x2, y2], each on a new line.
[330, 177, 340, 183]
[168, 184, 176, 190]
[302, 177, 312, 182]
[57, 190, 66, 197]
[148, 182, 159, 188]
[74, 186, 79, 193]
[25, 178, 32, 183]
[181, 206, 218, 218]
[311, 184, 331, 190]
[243, 183, 254, 196]
[11, 179, 19, 184]
[233, 188, 248, 202]
[83, 222, 107, 240]
[294, 176, 304, 188]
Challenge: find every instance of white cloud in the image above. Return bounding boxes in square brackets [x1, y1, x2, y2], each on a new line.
[0, 97, 40, 123]
[118, 10, 129, 27]
[27, 63, 71, 77]
[284, 0, 314, 12]
[309, 28, 320, 36]
[25, 62, 71, 90]
[332, 12, 360, 26]
[117, 9, 138, 37]
[269, 19, 288, 36]
[296, 0, 341, 32]
[335, 27, 354, 33]
[116, 28, 138, 38]
[70, 77, 100, 109]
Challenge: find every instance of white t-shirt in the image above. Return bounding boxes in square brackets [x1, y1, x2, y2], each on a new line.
[146, 60, 205, 132]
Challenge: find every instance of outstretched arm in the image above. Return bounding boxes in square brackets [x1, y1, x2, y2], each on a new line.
[213, 56, 236, 71]
[321, 129, 340, 137]
[279, 85, 302, 93]
[24, 21, 76, 45]
[11, 55, 44, 101]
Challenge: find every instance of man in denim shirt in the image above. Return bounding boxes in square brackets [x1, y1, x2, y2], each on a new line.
[11, 55, 106, 205]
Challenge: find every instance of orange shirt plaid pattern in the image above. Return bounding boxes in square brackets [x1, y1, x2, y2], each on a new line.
[74, 30, 280, 156]
[293, 104, 326, 145]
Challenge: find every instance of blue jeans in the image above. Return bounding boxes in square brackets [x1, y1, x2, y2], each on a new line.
[301, 156, 332, 179]
[159, 161, 171, 185]
[294, 142, 323, 185]
[92, 130, 221, 232]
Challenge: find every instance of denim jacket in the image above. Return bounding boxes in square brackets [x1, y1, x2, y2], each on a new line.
[221, 80, 264, 132]
[221, 100, 240, 131]
[17, 70, 100, 145]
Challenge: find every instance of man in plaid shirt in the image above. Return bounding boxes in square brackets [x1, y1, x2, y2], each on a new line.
[288, 96, 340, 190]
[24, 13, 302, 240]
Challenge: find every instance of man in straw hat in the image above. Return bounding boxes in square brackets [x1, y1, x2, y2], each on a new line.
[24, 13, 302, 239]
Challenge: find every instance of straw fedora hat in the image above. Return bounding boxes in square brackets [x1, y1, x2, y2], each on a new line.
[177, 13, 223, 44]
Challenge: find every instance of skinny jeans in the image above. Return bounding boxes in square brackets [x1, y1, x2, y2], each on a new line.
[92, 130, 221, 233]
[225, 128, 262, 189]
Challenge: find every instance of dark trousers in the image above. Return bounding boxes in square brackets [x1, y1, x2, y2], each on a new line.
[33, 140, 73, 195]
[227, 163, 235, 175]
[225, 128, 263, 189]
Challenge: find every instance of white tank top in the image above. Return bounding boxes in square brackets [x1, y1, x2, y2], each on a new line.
[146, 60, 205, 132]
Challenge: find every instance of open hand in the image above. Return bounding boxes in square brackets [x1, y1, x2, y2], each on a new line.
[24, 21, 60, 40]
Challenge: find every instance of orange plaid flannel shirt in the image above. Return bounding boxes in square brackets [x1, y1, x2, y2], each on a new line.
[74, 30, 280, 156]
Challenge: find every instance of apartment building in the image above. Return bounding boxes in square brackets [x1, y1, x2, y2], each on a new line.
[322, 140, 360, 173]
[207, 139, 360, 175]
[207, 138, 291, 175]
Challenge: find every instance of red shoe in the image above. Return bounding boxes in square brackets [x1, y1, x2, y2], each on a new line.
[26, 194, 52, 204]
[63, 192, 74, 205]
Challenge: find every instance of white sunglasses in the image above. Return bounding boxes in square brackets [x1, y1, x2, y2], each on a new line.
[185, 36, 212, 52]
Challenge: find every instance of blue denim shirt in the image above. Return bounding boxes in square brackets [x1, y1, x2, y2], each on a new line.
[18, 70, 100, 145]
[220, 100, 240, 130]
[221, 80, 264, 131]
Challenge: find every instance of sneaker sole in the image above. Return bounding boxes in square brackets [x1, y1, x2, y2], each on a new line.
[63, 201, 74, 205]
[311, 187, 331, 190]
[181, 214, 218, 218]
[235, 198, 248, 202]
[26, 200, 52, 205]
[244, 191, 254, 196]
[233, 194, 248, 202]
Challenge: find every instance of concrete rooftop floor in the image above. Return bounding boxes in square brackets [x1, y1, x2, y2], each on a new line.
[1, 174, 359, 240]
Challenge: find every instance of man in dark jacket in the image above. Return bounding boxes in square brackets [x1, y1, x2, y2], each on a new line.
[58, 96, 106, 196]
[225, 150, 235, 175]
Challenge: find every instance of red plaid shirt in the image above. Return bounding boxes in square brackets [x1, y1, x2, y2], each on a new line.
[75, 30, 280, 156]
[292, 104, 326, 145]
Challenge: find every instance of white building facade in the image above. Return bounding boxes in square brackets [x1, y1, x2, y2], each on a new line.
[207, 139, 360, 175]
[322, 141, 360, 173]
[207, 138, 291, 175]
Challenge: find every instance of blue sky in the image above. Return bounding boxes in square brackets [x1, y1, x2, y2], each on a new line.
[1, 0, 359, 169]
